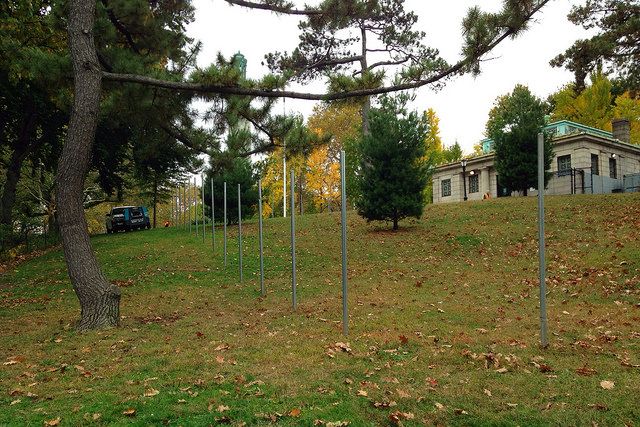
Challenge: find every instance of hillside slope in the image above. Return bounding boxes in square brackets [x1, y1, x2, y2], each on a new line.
[1, 194, 639, 425]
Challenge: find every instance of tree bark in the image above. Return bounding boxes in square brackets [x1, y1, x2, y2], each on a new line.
[152, 174, 158, 228]
[56, 0, 120, 331]
[0, 105, 37, 226]
[360, 23, 371, 137]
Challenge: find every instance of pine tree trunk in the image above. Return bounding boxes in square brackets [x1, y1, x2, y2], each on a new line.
[152, 175, 158, 228]
[56, 0, 120, 331]
[360, 24, 371, 136]
[1, 106, 37, 226]
[1, 147, 27, 226]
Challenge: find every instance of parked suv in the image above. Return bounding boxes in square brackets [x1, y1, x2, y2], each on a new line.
[105, 206, 150, 233]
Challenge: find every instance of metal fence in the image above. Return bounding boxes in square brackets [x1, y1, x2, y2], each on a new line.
[549, 168, 627, 195]
[623, 173, 640, 193]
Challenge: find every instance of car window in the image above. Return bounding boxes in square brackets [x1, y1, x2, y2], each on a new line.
[112, 208, 124, 215]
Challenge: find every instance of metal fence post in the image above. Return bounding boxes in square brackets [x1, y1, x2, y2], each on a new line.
[188, 182, 192, 234]
[224, 182, 227, 267]
[290, 170, 297, 310]
[258, 179, 265, 296]
[340, 150, 348, 336]
[194, 177, 199, 237]
[181, 184, 185, 230]
[202, 174, 206, 242]
[211, 178, 215, 252]
[238, 183, 243, 282]
[538, 132, 549, 348]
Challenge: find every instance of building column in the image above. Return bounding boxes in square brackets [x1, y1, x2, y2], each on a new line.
[480, 167, 490, 197]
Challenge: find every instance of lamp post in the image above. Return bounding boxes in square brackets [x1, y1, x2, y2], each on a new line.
[461, 159, 468, 201]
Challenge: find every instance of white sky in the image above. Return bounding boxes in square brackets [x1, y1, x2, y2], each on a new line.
[187, 0, 589, 154]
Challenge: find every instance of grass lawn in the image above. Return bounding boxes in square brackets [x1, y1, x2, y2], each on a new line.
[1, 194, 639, 426]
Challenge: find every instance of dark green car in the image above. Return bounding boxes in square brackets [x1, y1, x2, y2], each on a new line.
[105, 206, 150, 233]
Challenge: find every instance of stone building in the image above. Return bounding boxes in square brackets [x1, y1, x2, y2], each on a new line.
[431, 119, 640, 204]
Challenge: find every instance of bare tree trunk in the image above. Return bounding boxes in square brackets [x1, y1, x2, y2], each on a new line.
[56, 0, 120, 331]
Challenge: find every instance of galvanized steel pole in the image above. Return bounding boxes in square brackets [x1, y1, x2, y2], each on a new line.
[538, 132, 549, 348]
[211, 178, 215, 251]
[238, 183, 243, 282]
[175, 187, 179, 227]
[183, 184, 187, 230]
[195, 177, 200, 237]
[201, 174, 205, 242]
[290, 170, 297, 310]
[224, 182, 227, 267]
[258, 180, 265, 296]
[340, 150, 348, 336]
[181, 184, 185, 230]
[188, 182, 192, 234]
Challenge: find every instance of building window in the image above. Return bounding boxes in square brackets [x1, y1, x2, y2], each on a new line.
[609, 157, 617, 179]
[469, 174, 479, 193]
[591, 154, 599, 175]
[441, 179, 451, 197]
[557, 155, 572, 176]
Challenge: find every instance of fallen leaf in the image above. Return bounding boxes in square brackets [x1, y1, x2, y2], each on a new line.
[389, 411, 414, 425]
[496, 368, 508, 373]
[216, 355, 225, 364]
[588, 403, 609, 411]
[289, 408, 301, 417]
[576, 366, 597, 376]
[454, 408, 469, 415]
[425, 377, 438, 387]
[218, 405, 230, 412]
[143, 388, 160, 397]
[396, 389, 411, 398]
[507, 403, 518, 408]
[44, 418, 61, 426]
[92, 413, 101, 421]
[214, 344, 230, 351]
[600, 380, 614, 390]
[372, 400, 397, 408]
[483, 389, 492, 397]
[356, 390, 368, 397]
[10, 399, 21, 405]
[434, 402, 445, 411]
[538, 363, 553, 373]
[399, 335, 409, 345]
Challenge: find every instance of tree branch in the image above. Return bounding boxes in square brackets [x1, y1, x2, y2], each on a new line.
[225, 0, 322, 16]
[99, 0, 141, 54]
[102, 0, 549, 101]
[158, 124, 209, 155]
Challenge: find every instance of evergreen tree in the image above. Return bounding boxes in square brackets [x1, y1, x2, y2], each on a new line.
[486, 85, 553, 195]
[205, 158, 259, 225]
[356, 95, 429, 230]
[551, 0, 640, 93]
[442, 141, 464, 163]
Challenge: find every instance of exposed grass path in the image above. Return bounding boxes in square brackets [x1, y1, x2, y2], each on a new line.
[1, 195, 639, 426]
